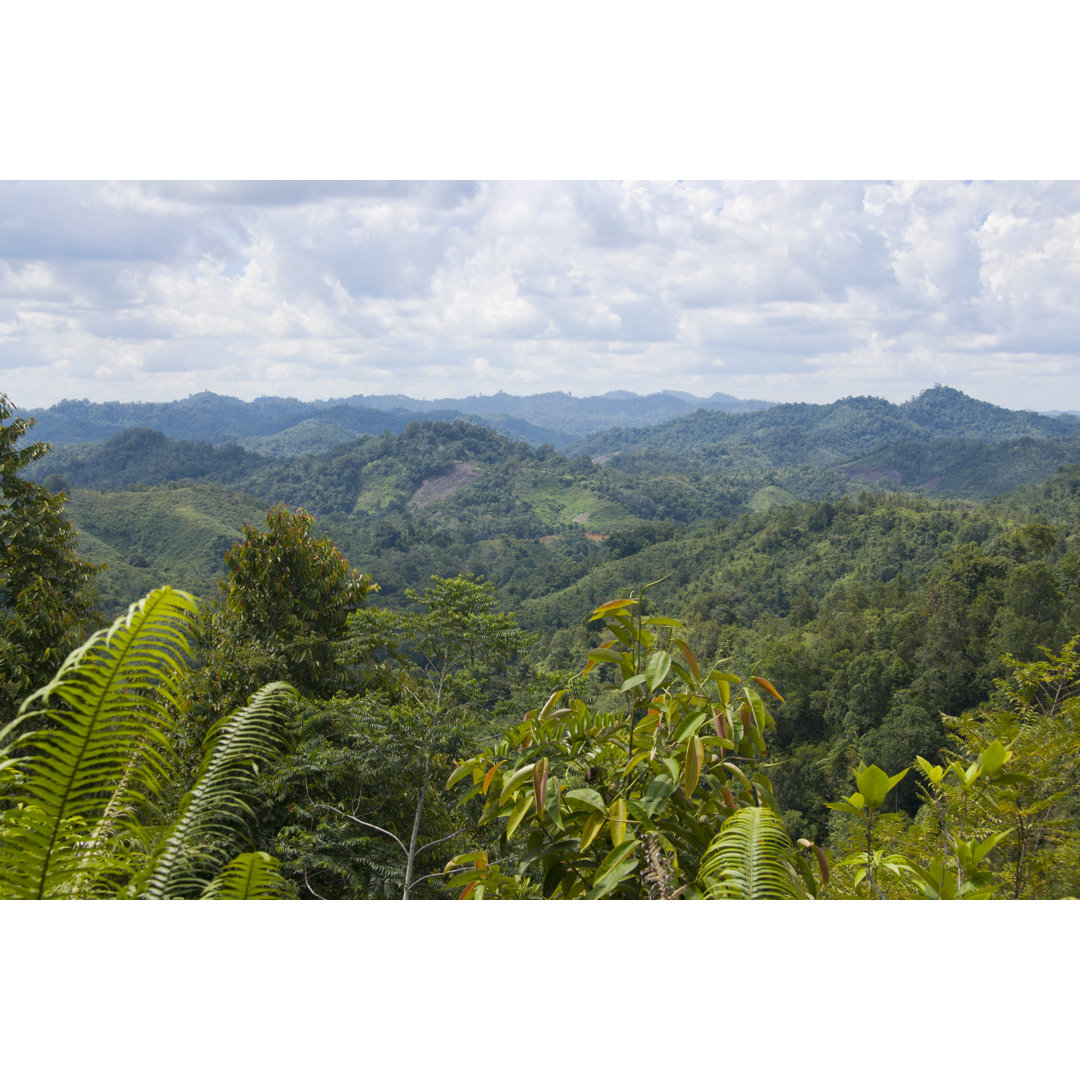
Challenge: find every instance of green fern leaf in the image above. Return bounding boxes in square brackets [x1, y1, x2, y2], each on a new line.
[699, 806, 809, 900]
[136, 681, 296, 899]
[0, 588, 200, 899]
[201, 852, 288, 899]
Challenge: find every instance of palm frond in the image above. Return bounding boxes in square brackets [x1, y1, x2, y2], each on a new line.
[137, 681, 296, 899]
[699, 806, 809, 900]
[201, 852, 288, 899]
[0, 588, 200, 899]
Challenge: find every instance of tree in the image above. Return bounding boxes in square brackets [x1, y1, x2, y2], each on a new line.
[270, 574, 534, 899]
[188, 504, 375, 725]
[935, 640, 1080, 898]
[445, 584, 827, 899]
[0, 587, 295, 899]
[0, 393, 101, 725]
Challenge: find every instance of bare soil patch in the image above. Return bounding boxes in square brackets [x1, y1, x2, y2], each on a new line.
[407, 461, 483, 510]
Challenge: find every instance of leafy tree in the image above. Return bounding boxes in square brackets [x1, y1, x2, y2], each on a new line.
[261, 574, 533, 899]
[190, 504, 375, 724]
[445, 585, 826, 899]
[0, 587, 295, 899]
[0, 393, 101, 725]
[933, 640, 1080, 898]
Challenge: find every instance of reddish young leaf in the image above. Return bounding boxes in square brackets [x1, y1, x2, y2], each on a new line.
[532, 757, 549, 823]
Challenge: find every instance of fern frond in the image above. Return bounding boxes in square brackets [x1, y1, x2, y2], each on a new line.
[201, 852, 288, 899]
[699, 806, 809, 900]
[0, 588, 200, 899]
[137, 681, 296, 899]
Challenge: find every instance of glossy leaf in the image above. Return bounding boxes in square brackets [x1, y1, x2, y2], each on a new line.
[855, 764, 909, 809]
[532, 757, 549, 823]
[609, 797, 628, 846]
[506, 792, 535, 839]
[684, 735, 704, 800]
[645, 651, 672, 690]
[580, 810, 605, 852]
[564, 788, 606, 814]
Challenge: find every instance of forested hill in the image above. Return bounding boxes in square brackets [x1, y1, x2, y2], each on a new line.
[20, 387, 774, 454]
[20, 392, 572, 454]
[571, 386, 1080, 463]
[338, 388, 775, 436]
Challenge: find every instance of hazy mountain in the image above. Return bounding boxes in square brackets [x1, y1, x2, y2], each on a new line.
[20, 388, 774, 452]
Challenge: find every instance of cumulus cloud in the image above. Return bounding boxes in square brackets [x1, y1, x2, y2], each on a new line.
[2, 180, 1080, 410]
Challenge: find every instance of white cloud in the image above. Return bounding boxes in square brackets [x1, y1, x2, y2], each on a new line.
[2, 180, 1080, 410]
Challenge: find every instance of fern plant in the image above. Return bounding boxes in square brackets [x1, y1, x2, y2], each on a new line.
[698, 806, 811, 899]
[0, 587, 294, 900]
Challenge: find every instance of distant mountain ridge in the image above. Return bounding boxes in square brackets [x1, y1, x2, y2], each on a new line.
[19, 388, 775, 453]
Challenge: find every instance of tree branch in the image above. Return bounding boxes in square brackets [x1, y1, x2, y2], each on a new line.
[310, 803, 409, 856]
[415, 825, 468, 856]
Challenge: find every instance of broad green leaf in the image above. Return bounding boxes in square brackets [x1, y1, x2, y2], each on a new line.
[978, 740, 1011, 778]
[589, 598, 637, 621]
[642, 773, 677, 817]
[506, 792, 535, 839]
[609, 797, 628, 846]
[580, 810, 605, 852]
[447, 758, 480, 790]
[592, 839, 640, 888]
[721, 761, 753, 796]
[564, 788, 606, 814]
[855, 764, 908, 809]
[500, 762, 538, 806]
[673, 710, 708, 743]
[914, 756, 943, 786]
[621, 673, 647, 692]
[586, 647, 623, 666]
[824, 794, 865, 814]
[971, 829, 1013, 866]
[684, 735, 704, 799]
[645, 651, 673, 690]
[588, 859, 640, 900]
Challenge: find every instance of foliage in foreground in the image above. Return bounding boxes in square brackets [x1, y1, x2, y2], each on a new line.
[0, 588, 295, 899]
[446, 583, 828, 899]
[0, 393, 101, 726]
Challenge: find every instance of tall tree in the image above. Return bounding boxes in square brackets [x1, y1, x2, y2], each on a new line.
[187, 504, 375, 725]
[0, 393, 100, 725]
[268, 575, 533, 899]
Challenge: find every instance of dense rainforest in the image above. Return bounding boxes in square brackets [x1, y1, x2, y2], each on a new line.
[2, 387, 1078, 899]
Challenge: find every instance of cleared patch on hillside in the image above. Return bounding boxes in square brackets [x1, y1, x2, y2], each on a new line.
[408, 461, 483, 509]
[748, 485, 800, 512]
[842, 465, 902, 485]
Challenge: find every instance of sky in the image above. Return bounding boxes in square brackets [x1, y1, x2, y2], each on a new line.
[6, 3, 1077, 1059]
[4, 179, 1080, 413]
